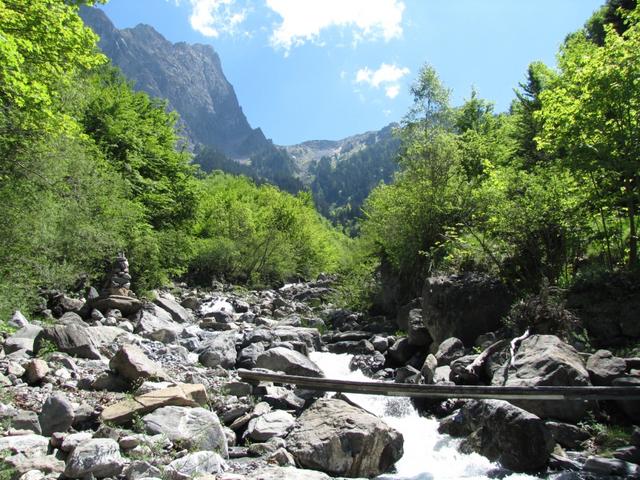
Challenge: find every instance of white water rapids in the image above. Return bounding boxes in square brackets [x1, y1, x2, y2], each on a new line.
[309, 351, 541, 480]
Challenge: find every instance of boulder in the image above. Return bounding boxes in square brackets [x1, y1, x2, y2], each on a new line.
[134, 307, 183, 344]
[100, 383, 208, 424]
[612, 376, 640, 422]
[439, 400, 553, 473]
[237, 343, 265, 369]
[4, 455, 65, 479]
[245, 410, 295, 442]
[23, 359, 50, 385]
[422, 273, 512, 347]
[586, 350, 627, 386]
[4, 325, 42, 354]
[545, 421, 590, 449]
[326, 340, 374, 355]
[143, 406, 228, 458]
[255, 347, 323, 377]
[286, 398, 403, 478]
[0, 434, 49, 456]
[244, 466, 332, 480]
[64, 438, 124, 478]
[35, 325, 100, 359]
[91, 295, 142, 316]
[154, 295, 193, 323]
[39, 393, 74, 436]
[9, 310, 29, 329]
[163, 451, 225, 480]
[386, 337, 417, 367]
[493, 335, 590, 422]
[434, 337, 465, 366]
[349, 352, 386, 376]
[421, 354, 438, 384]
[199, 331, 238, 368]
[406, 308, 431, 347]
[109, 344, 168, 382]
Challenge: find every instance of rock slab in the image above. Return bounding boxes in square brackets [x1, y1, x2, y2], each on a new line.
[286, 398, 403, 478]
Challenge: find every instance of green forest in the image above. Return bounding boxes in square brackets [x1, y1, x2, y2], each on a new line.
[1, 0, 639, 321]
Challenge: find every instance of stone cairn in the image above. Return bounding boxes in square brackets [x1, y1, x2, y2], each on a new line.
[103, 253, 133, 297]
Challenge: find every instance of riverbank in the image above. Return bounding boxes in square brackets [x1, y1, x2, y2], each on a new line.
[1, 270, 639, 479]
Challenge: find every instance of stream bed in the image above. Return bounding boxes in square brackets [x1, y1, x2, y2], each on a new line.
[310, 351, 541, 480]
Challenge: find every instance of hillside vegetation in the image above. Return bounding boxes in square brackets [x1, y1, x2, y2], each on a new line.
[0, 0, 346, 318]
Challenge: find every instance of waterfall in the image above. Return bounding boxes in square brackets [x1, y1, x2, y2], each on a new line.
[310, 351, 541, 480]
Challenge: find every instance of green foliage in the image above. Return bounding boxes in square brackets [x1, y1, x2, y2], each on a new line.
[189, 173, 346, 287]
[537, 5, 640, 267]
[37, 339, 58, 358]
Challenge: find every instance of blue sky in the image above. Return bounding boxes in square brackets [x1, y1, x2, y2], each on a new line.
[100, 0, 604, 145]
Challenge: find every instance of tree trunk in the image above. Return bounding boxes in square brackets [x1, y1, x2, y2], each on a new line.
[629, 189, 638, 268]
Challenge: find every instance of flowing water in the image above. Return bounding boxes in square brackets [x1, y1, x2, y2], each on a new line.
[310, 351, 542, 480]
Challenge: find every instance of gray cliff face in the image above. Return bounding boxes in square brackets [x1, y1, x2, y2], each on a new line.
[80, 7, 269, 159]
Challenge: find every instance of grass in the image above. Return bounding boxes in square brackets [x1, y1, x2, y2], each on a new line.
[36, 338, 58, 358]
[578, 418, 634, 458]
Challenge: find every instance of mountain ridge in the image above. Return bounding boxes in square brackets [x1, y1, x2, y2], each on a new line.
[80, 6, 272, 160]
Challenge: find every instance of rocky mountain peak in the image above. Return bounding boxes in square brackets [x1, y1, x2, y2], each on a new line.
[79, 7, 271, 159]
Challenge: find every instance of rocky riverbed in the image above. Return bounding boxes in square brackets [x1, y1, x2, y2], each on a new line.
[1, 269, 640, 480]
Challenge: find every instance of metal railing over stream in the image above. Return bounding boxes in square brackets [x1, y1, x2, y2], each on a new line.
[238, 369, 640, 401]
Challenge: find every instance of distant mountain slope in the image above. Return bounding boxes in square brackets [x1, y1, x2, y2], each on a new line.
[80, 7, 271, 159]
[284, 124, 399, 183]
[286, 124, 401, 230]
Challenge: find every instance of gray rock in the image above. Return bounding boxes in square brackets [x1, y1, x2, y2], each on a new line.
[163, 451, 225, 480]
[91, 295, 142, 316]
[421, 354, 438, 384]
[39, 393, 74, 436]
[9, 310, 30, 329]
[255, 347, 323, 377]
[61, 432, 93, 452]
[143, 406, 228, 458]
[371, 335, 389, 353]
[268, 447, 296, 467]
[224, 381, 253, 397]
[545, 421, 590, 449]
[4, 455, 65, 479]
[450, 354, 480, 385]
[199, 331, 237, 368]
[109, 344, 167, 382]
[154, 294, 192, 323]
[433, 365, 451, 383]
[123, 461, 163, 480]
[612, 376, 640, 422]
[493, 335, 590, 422]
[64, 438, 124, 478]
[237, 343, 265, 369]
[386, 337, 417, 367]
[0, 434, 49, 456]
[134, 307, 183, 344]
[435, 337, 465, 366]
[286, 398, 403, 478]
[3, 410, 42, 434]
[349, 352, 386, 376]
[439, 400, 553, 473]
[23, 359, 50, 385]
[586, 350, 627, 385]
[614, 446, 640, 464]
[36, 325, 99, 359]
[58, 312, 88, 328]
[244, 466, 332, 480]
[326, 340, 374, 355]
[583, 456, 639, 477]
[4, 325, 42, 354]
[422, 273, 513, 347]
[259, 386, 305, 410]
[245, 410, 295, 442]
[407, 308, 431, 347]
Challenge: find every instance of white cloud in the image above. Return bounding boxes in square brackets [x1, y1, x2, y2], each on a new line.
[355, 63, 408, 100]
[266, 0, 405, 52]
[184, 0, 247, 37]
[385, 85, 400, 99]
